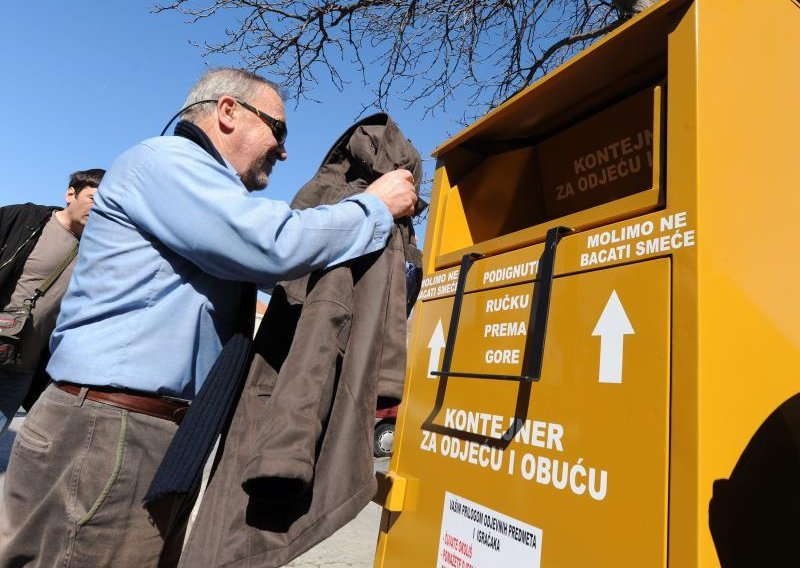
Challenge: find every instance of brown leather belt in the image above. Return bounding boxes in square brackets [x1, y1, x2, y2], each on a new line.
[56, 382, 189, 424]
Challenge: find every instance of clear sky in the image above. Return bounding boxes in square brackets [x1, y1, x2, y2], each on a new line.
[1, 2, 474, 240]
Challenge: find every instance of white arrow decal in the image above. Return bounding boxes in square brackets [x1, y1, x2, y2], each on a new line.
[427, 320, 446, 379]
[592, 290, 634, 384]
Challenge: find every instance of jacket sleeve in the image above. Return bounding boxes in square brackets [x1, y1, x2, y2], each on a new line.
[240, 271, 355, 502]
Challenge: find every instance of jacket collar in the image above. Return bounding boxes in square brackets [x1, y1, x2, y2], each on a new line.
[174, 120, 226, 167]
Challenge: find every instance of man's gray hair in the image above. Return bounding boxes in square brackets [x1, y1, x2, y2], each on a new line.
[180, 68, 281, 122]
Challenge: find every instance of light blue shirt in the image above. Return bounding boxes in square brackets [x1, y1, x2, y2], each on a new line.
[48, 135, 393, 398]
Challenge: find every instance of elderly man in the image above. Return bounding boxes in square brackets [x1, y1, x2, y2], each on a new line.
[0, 68, 416, 567]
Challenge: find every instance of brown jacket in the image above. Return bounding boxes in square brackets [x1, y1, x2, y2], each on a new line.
[180, 114, 421, 567]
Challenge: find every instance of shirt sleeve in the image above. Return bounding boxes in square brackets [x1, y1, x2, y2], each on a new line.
[103, 140, 394, 285]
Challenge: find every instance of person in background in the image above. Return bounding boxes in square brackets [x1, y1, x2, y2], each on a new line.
[0, 168, 105, 436]
[0, 68, 416, 567]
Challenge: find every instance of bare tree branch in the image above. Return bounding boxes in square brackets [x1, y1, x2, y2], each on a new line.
[154, 0, 661, 118]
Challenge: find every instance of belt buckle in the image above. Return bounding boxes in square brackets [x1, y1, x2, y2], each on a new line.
[171, 406, 188, 424]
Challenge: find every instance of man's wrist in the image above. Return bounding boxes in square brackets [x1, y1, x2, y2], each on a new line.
[344, 193, 393, 240]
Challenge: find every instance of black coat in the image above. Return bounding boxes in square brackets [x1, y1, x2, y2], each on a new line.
[0, 203, 61, 408]
[0, 203, 58, 308]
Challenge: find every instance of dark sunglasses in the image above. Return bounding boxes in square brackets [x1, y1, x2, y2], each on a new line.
[235, 99, 288, 146]
[160, 98, 287, 145]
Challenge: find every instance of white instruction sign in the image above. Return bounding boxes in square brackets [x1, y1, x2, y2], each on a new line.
[437, 492, 542, 568]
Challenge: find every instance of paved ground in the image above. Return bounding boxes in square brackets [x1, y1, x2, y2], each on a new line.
[285, 502, 382, 568]
[0, 413, 387, 568]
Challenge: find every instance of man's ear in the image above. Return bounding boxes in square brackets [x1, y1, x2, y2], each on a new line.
[64, 186, 77, 207]
[217, 96, 237, 133]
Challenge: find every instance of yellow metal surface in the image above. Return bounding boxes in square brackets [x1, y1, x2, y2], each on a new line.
[383, 0, 800, 566]
[435, 86, 664, 266]
[380, 260, 671, 566]
[682, 1, 800, 564]
[374, 472, 408, 513]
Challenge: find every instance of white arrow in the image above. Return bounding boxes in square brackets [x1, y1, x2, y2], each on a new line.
[427, 320, 446, 379]
[592, 290, 634, 384]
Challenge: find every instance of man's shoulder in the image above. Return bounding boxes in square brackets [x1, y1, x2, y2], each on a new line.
[139, 134, 213, 156]
[0, 202, 59, 220]
[101, 137, 234, 205]
[1, 202, 58, 212]
[0, 203, 58, 251]
[117, 136, 219, 173]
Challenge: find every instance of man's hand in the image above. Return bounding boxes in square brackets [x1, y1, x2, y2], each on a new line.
[366, 169, 418, 219]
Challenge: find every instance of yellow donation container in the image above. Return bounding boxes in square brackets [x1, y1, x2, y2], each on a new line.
[373, 0, 800, 566]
